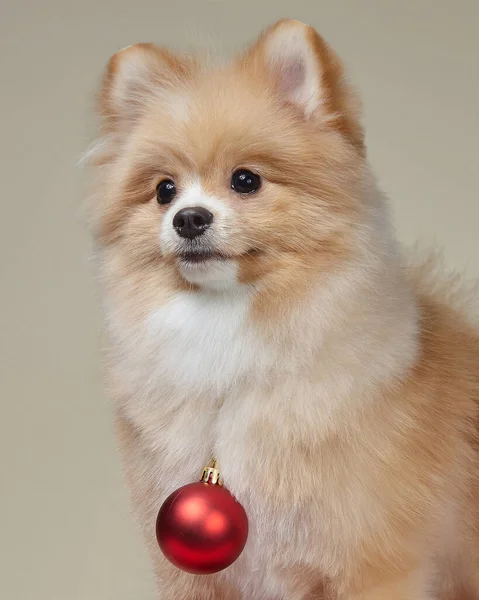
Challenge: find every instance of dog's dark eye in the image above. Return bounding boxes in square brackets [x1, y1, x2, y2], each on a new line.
[156, 179, 177, 205]
[231, 170, 261, 194]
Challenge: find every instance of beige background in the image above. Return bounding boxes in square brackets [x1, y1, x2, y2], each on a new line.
[1, 1, 478, 599]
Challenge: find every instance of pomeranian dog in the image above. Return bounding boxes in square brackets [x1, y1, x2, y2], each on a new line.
[86, 19, 479, 600]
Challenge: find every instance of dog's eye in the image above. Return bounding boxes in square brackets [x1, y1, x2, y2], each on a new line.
[231, 170, 261, 194]
[156, 179, 177, 205]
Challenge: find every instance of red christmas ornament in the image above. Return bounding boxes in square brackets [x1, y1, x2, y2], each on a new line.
[156, 461, 248, 574]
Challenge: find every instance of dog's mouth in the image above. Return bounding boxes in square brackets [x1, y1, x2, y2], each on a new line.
[178, 251, 228, 266]
[177, 248, 260, 267]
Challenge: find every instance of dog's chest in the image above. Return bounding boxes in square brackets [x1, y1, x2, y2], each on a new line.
[119, 293, 370, 596]
[145, 290, 272, 395]
[126, 290, 338, 492]
[120, 291, 280, 488]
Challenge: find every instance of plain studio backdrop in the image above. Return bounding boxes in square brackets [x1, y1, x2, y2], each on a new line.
[0, 1, 478, 599]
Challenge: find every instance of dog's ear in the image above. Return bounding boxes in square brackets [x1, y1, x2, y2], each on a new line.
[99, 43, 194, 132]
[244, 20, 364, 150]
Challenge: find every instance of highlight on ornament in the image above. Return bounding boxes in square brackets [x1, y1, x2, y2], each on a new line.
[156, 460, 249, 574]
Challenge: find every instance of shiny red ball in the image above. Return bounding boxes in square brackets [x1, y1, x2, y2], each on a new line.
[156, 482, 248, 575]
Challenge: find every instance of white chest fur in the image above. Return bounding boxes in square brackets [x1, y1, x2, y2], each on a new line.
[145, 287, 274, 394]
[113, 287, 279, 489]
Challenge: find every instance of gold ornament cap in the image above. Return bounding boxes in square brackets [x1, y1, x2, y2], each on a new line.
[200, 458, 222, 486]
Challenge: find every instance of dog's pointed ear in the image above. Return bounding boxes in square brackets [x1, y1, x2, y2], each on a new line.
[99, 43, 194, 131]
[244, 20, 364, 150]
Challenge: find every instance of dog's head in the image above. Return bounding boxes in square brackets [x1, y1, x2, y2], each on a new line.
[91, 20, 367, 303]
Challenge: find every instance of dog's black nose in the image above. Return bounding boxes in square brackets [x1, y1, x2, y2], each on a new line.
[173, 207, 214, 240]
